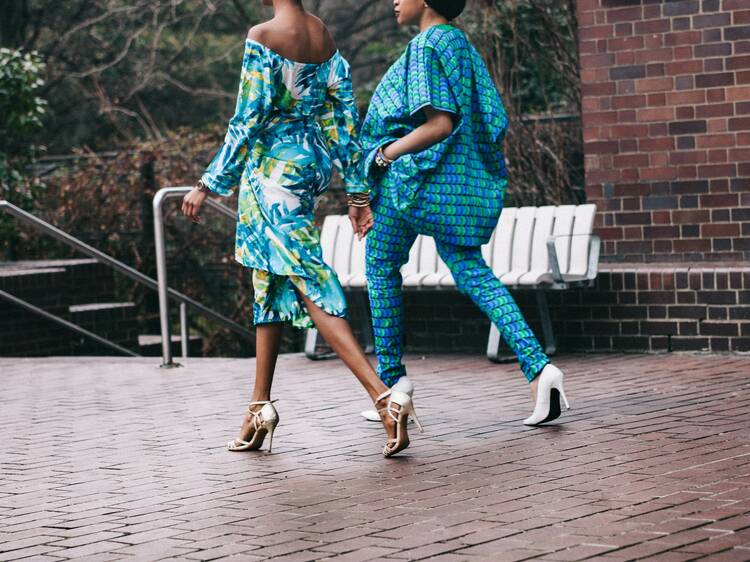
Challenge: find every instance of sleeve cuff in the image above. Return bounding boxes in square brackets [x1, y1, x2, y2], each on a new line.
[200, 173, 235, 197]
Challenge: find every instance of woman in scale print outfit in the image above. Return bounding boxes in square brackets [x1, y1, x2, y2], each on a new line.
[353, 0, 571, 425]
[181, 0, 421, 457]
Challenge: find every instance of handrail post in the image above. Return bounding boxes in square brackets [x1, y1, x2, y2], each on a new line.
[179, 302, 188, 359]
[153, 189, 177, 368]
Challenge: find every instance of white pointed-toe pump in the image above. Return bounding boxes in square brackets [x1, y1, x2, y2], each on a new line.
[227, 400, 279, 452]
[523, 364, 570, 426]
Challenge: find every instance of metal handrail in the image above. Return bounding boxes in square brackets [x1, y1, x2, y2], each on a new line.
[0, 288, 140, 357]
[0, 199, 252, 367]
[153, 186, 246, 367]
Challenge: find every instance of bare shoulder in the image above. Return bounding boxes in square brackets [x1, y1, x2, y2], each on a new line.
[308, 14, 337, 52]
[246, 23, 269, 44]
[246, 15, 335, 61]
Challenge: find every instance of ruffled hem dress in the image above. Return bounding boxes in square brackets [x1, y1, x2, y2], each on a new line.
[200, 40, 365, 329]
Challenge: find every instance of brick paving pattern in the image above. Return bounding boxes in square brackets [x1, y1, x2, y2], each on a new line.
[1, 353, 750, 561]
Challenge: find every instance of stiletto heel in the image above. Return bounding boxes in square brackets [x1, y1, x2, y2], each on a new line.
[405, 400, 424, 433]
[523, 365, 570, 426]
[559, 387, 570, 411]
[227, 400, 279, 452]
[377, 389, 422, 457]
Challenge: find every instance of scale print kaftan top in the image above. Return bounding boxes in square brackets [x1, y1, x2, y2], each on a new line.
[360, 24, 510, 247]
[201, 38, 365, 277]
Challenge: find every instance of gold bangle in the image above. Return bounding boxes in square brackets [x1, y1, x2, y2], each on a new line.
[379, 146, 394, 164]
[346, 192, 370, 208]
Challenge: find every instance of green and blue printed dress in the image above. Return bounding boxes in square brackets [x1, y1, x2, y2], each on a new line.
[360, 24, 550, 386]
[201, 39, 364, 328]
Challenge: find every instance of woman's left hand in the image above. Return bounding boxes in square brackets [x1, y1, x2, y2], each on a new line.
[181, 186, 209, 223]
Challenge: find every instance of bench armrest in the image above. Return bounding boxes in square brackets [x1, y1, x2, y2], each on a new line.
[546, 234, 601, 284]
[587, 235, 601, 281]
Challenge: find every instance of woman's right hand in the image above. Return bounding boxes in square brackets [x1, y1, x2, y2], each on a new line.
[181, 186, 209, 224]
[349, 205, 374, 240]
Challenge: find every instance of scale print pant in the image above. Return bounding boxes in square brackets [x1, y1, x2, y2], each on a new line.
[366, 194, 550, 388]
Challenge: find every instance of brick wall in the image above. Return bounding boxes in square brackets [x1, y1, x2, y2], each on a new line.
[375, 263, 750, 357]
[578, 0, 750, 262]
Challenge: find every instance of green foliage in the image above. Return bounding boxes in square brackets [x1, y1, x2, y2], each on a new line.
[0, 47, 47, 259]
[0, 48, 47, 155]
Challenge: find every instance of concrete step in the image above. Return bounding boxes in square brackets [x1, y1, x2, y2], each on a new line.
[0, 259, 118, 305]
[137, 334, 203, 357]
[68, 302, 139, 355]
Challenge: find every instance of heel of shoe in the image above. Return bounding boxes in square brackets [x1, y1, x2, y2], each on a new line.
[390, 391, 424, 433]
[523, 365, 569, 426]
[558, 386, 571, 410]
[267, 423, 276, 453]
[407, 401, 424, 433]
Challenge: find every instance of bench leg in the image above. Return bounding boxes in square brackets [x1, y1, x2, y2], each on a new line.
[486, 291, 558, 362]
[305, 291, 373, 360]
[536, 290, 557, 356]
[356, 291, 375, 354]
[304, 328, 337, 360]
[486, 323, 502, 363]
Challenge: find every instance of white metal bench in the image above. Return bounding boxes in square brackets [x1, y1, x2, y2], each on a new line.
[306, 204, 600, 361]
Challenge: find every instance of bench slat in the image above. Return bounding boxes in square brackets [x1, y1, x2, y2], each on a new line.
[551, 206, 576, 276]
[333, 218, 355, 280]
[491, 207, 518, 278]
[519, 205, 556, 286]
[500, 206, 536, 285]
[567, 204, 597, 279]
[320, 215, 341, 266]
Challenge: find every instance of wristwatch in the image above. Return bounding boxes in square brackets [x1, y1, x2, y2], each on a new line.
[196, 179, 211, 194]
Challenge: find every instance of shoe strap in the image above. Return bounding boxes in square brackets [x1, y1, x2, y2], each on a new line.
[246, 400, 277, 429]
[377, 401, 405, 424]
[374, 389, 391, 404]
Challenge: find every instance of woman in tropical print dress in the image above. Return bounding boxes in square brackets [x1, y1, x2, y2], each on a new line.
[353, 0, 571, 426]
[181, 0, 419, 457]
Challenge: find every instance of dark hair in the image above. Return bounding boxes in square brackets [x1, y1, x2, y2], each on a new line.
[425, 0, 466, 20]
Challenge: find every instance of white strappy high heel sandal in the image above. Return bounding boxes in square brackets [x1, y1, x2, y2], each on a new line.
[361, 376, 414, 422]
[523, 365, 570, 426]
[227, 400, 279, 452]
[377, 389, 423, 457]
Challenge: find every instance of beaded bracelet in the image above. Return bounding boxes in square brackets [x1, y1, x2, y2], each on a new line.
[374, 146, 394, 168]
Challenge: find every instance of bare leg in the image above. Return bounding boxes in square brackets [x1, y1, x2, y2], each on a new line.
[235, 322, 283, 441]
[251, 323, 283, 401]
[297, 292, 397, 441]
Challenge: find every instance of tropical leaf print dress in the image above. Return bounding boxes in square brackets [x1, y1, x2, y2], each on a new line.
[201, 39, 365, 328]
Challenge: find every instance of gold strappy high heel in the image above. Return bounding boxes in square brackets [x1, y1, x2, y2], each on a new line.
[377, 389, 423, 458]
[227, 400, 279, 453]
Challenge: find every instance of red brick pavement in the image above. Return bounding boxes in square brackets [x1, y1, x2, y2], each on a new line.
[1, 353, 749, 561]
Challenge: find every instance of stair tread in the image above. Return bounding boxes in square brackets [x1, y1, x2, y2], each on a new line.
[0, 267, 67, 278]
[69, 302, 136, 313]
[138, 334, 202, 345]
[0, 259, 97, 273]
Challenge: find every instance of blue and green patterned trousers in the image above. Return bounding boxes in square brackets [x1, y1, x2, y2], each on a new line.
[366, 193, 550, 387]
